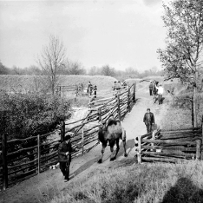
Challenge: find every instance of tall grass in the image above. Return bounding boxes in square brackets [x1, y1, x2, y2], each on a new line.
[48, 160, 203, 203]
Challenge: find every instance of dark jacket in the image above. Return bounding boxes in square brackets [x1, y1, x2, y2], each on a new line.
[149, 83, 154, 89]
[58, 141, 73, 163]
[143, 112, 155, 125]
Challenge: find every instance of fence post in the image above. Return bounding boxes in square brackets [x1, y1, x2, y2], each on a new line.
[133, 83, 136, 103]
[196, 139, 201, 160]
[201, 117, 203, 160]
[137, 136, 142, 164]
[60, 86, 62, 97]
[37, 134, 41, 174]
[117, 93, 121, 120]
[97, 108, 102, 122]
[2, 133, 8, 190]
[127, 87, 130, 112]
[81, 128, 84, 155]
[60, 120, 65, 141]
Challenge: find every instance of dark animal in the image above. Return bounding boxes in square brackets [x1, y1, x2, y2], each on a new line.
[97, 118, 127, 163]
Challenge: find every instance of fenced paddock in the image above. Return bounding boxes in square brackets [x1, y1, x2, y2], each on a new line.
[136, 126, 203, 163]
[0, 83, 136, 190]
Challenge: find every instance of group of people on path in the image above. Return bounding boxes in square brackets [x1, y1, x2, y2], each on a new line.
[113, 80, 128, 93]
[149, 80, 164, 105]
[144, 80, 164, 134]
[87, 81, 97, 98]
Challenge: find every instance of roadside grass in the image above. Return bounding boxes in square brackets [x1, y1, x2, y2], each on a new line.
[47, 160, 203, 203]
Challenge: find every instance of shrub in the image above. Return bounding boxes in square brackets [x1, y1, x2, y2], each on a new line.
[0, 91, 70, 140]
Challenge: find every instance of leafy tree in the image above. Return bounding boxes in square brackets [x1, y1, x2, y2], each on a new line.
[0, 61, 9, 74]
[88, 66, 101, 75]
[157, 0, 203, 127]
[66, 61, 86, 75]
[101, 65, 115, 76]
[38, 36, 66, 95]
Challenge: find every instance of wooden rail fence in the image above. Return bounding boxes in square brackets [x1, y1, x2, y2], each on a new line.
[136, 126, 203, 163]
[0, 83, 136, 190]
[56, 84, 85, 97]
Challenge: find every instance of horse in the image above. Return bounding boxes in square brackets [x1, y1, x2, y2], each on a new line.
[97, 118, 127, 163]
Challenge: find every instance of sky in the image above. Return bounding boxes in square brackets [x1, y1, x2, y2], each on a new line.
[0, 0, 167, 72]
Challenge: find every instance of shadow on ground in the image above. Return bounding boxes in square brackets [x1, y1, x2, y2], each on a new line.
[69, 139, 135, 180]
[161, 177, 203, 203]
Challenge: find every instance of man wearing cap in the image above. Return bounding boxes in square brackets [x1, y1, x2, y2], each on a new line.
[143, 108, 155, 133]
[58, 135, 73, 181]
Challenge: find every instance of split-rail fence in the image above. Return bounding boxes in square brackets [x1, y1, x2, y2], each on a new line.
[136, 126, 203, 163]
[0, 83, 136, 190]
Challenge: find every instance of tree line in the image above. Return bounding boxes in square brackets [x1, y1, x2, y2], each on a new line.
[0, 60, 163, 79]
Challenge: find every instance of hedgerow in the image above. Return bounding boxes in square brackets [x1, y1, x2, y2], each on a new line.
[0, 91, 70, 140]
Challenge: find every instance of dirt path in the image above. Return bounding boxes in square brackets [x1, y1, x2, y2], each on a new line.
[0, 82, 168, 203]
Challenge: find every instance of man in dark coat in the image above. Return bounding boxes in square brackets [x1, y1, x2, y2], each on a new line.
[58, 135, 73, 181]
[143, 108, 155, 133]
[149, 82, 154, 96]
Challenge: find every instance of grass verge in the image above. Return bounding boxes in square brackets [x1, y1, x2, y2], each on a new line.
[47, 160, 203, 203]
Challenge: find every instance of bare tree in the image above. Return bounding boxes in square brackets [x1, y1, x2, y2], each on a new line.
[38, 36, 66, 95]
[157, 0, 203, 127]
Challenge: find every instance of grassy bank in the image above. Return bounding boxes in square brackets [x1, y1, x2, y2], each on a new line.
[0, 75, 117, 92]
[47, 160, 203, 203]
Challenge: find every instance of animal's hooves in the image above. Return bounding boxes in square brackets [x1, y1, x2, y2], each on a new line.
[110, 157, 116, 161]
[124, 153, 128, 157]
[98, 159, 102, 164]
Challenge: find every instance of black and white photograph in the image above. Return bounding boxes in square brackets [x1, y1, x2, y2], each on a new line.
[1, 0, 203, 202]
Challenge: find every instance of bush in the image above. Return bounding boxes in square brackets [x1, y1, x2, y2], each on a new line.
[0, 91, 70, 140]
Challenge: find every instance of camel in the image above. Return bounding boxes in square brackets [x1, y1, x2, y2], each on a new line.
[97, 117, 127, 163]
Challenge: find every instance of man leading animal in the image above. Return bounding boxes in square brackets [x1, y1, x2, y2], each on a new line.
[58, 135, 73, 181]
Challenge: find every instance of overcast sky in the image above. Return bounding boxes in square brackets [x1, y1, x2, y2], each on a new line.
[0, 0, 167, 71]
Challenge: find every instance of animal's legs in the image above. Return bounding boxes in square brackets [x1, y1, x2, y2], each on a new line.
[98, 143, 106, 163]
[114, 139, 120, 158]
[109, 140, 116, 161]
[122, 130, 128, 157]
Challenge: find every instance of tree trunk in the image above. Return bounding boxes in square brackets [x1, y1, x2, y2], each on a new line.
[193, 71, 198, 128]
[193, 87, 197, 127]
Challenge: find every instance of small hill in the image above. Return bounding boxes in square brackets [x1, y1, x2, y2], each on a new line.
[0, 75, 117, 92]
[59, 75, 116, 91]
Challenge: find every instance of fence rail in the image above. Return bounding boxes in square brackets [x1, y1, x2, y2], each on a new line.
[1, 83, 136, 190]
[136, 126, 203, 164]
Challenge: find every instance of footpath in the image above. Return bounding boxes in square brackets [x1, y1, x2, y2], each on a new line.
[0, 84, 167, 203]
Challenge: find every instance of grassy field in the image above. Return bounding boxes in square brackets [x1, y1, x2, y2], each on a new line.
[0, 75, 117, 92]
[46, 160, 203, 203]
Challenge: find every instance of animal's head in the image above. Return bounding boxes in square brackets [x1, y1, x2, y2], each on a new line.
[98, 122, 108, 143]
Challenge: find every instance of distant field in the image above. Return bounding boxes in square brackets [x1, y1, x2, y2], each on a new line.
[0, 75, 117, 92]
